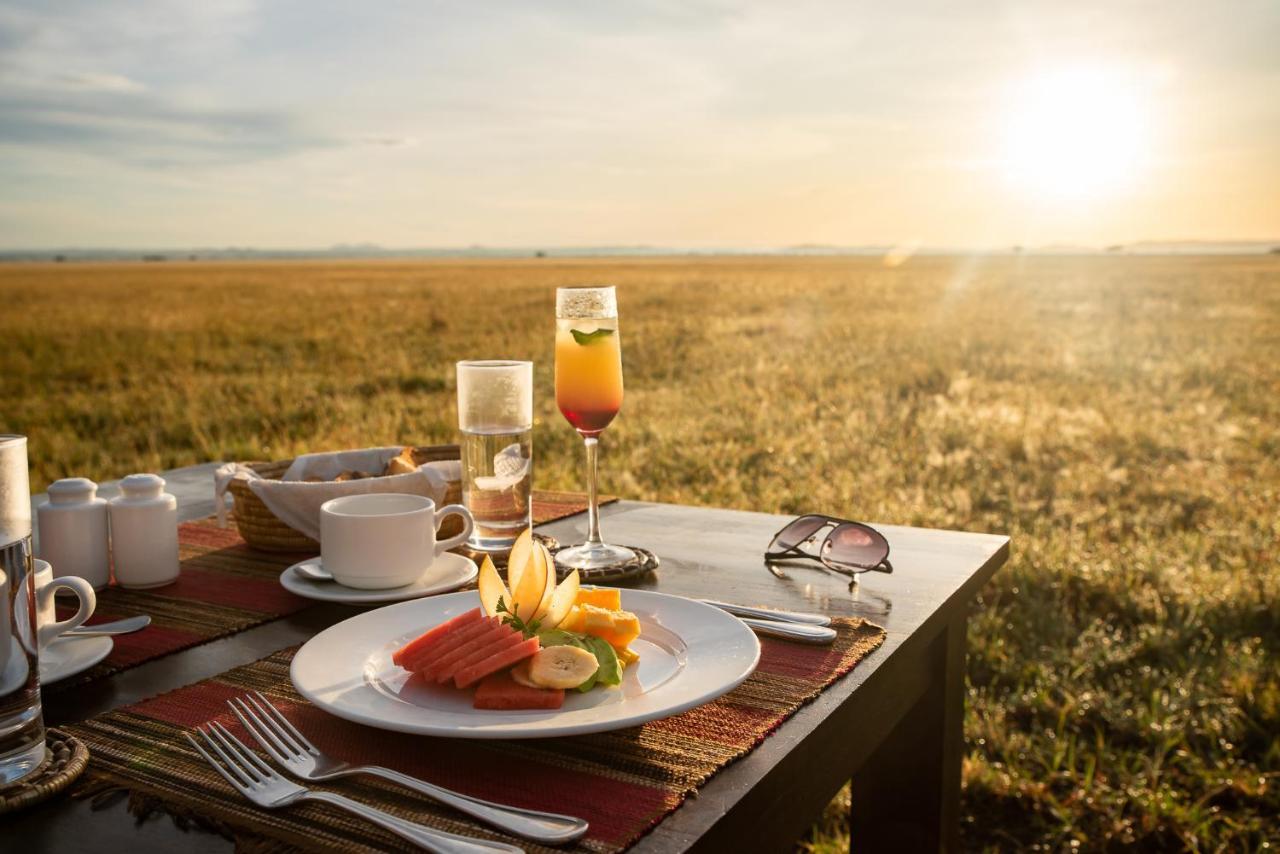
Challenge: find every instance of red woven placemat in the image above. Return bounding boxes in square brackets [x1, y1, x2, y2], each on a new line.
[50, 492, 612, 690]
[66, 620, 884, 852]
[49, 518, 308, 690]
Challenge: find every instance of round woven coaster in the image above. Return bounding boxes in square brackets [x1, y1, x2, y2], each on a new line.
[0, 729, 89, 815]
[549, 545, 660, 584]
[455, 533, 560, 568]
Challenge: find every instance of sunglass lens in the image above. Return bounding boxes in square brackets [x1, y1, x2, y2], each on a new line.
[822, 523, 889, 570]
[772, 515, 829, 550]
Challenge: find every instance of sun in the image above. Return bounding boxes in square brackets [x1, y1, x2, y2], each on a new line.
[1000, 67, 1150, 200]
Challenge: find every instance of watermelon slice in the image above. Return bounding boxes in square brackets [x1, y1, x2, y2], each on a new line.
[455, 637, 540, 689]
[420, 622, 513, 682]
[392, 608, 482, 667]
[473, 671, 564, 710]
[403, 617, 496, 674]
[404, 619, 495, 674]
[435, 630, 524, 684]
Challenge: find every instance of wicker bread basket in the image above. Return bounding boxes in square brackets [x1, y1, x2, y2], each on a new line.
[228, 444, 463, 553]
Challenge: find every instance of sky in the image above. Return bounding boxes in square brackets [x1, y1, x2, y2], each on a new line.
[1, 0, 1277, 250]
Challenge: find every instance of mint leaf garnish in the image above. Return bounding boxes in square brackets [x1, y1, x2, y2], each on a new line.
[495, 596, 541, 638]
[570, 328, 615, 346]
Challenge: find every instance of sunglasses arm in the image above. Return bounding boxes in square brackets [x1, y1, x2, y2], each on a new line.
[763, 542, 820, 562]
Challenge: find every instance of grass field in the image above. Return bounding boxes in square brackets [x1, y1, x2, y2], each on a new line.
[3, 255, 1278, 849]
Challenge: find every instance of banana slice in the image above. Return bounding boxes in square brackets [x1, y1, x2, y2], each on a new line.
[509, 658, 540, 689]
[528, 645, 599, 690]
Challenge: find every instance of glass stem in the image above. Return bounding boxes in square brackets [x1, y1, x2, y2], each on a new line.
[582, 434, 603, 547]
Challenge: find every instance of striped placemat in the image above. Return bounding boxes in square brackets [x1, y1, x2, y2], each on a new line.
[67, 619, 885, 852]
[50, 491, 613, 690]
[49, 518, 307, 690]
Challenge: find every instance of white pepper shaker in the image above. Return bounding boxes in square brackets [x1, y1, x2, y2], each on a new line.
[109, 473, 180, 589]
[37, 477, 112, 589]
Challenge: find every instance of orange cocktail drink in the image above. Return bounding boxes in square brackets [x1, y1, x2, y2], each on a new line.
[553, 286, 636, 571]
[555, 317, 623, 436]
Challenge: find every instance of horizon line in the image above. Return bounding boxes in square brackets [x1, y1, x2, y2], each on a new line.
[2, 238, 1279, 261]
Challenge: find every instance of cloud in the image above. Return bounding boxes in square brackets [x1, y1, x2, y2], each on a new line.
[358, 135, 420, 148]
[52, 71, 146, 93]
[0, 88, 334, 166]
[0, 1, 312, 166]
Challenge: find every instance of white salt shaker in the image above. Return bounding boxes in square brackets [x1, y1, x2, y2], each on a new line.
[109, 473, 180, 589]
[37, 477, 112, 589]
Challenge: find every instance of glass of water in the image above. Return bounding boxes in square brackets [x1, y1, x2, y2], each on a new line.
[1, 435, 45, 786]
[456, 361, 533, 553]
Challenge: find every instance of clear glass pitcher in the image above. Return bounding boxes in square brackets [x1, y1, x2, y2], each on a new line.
[1, 435, 46, 786]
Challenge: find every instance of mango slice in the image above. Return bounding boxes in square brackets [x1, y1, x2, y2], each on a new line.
[509, 542, 550, 621]
[574, 586, 622, 610]
[540, 568, 580, 630]
[561, 603, 641, 650]
[506, 529, 533, 592]
[477, 555, 510, 618]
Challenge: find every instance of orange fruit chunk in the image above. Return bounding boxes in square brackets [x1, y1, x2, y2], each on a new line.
[561, 603, 640, 650]
[574, 586, 621, 610]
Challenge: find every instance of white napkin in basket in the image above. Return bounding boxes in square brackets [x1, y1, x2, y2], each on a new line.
[213, 447, 462, 542]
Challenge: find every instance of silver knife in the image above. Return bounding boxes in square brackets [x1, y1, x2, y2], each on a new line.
[700, 600, 832, 626]
[737, 617, 837, 644]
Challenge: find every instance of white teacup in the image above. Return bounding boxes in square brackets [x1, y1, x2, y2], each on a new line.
[33, 559, 96, 648]
[319, 493, 474, 590]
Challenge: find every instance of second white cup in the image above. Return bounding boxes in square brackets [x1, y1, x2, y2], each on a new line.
[319, 493, 474, 589]
[33, 559, 97, 648]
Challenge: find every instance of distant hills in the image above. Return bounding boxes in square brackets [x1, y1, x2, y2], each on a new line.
[1, 241, 1277, 263]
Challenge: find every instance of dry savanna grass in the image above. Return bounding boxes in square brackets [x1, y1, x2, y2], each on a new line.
[3, 255, 1278, 850]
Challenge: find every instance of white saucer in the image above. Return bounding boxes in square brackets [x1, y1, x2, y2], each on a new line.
[279, 553, 479, 604]
[40, 635, 114, 685]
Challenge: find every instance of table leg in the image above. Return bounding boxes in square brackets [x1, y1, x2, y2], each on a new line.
[849, 613, 966, 853]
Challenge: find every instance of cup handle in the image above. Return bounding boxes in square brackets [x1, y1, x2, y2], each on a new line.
[37, 576, 97, 647]
[433, 504, 475, 556]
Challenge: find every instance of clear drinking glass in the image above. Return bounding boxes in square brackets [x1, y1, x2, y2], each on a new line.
[554, 287, 636, 570]
[1, 435, 45, 786]
[456, 361, 534, 552]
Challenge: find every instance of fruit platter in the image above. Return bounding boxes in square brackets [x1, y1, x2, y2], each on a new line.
[390, 530, 641, 710]
[290, 531, 761, 738]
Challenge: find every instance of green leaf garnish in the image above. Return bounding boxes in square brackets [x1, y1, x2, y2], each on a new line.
[495, 596, 542, 639]
[580, 637, 621, 690]
[537, 629, 585, 648]
[570, 327, 615, 346]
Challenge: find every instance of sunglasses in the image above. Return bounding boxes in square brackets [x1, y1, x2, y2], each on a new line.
[765, 514, 893, 579]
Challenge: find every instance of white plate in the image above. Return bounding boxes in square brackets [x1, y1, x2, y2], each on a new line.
[291, 589, 761, 739]
[279, 553, 478, 604]
[40, 635, 113, 685]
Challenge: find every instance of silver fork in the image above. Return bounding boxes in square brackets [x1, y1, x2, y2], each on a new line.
[186, 722, 522, 854]
[229, 692, 589, 845]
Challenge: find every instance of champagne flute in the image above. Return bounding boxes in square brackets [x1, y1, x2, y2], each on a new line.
[554, 286, 636, 570]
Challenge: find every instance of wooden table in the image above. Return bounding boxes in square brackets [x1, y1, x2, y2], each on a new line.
[9, 463, 1008, 853]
